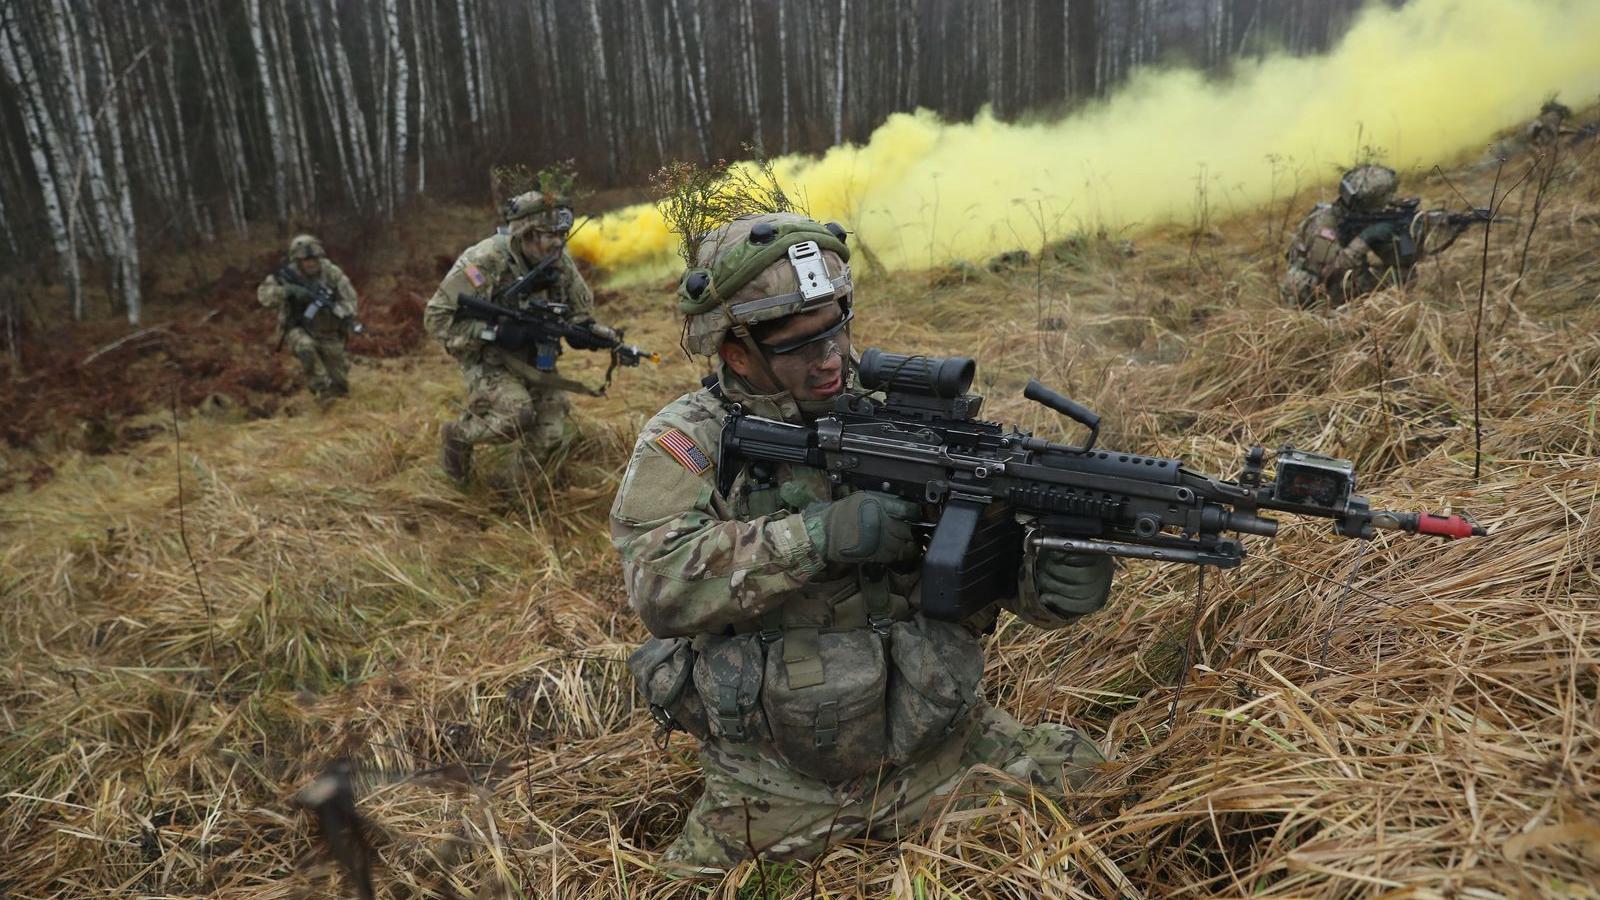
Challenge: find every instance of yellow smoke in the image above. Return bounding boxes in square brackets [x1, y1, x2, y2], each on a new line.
[569, 0, 1600, 277]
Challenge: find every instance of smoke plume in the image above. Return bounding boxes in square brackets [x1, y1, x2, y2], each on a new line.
[568, 0, 1600, 279]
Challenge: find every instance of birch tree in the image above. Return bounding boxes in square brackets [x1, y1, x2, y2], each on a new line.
[0, 1, 80, 317]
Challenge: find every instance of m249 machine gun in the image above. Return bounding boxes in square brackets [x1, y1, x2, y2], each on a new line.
[722, 349, 1485, 621]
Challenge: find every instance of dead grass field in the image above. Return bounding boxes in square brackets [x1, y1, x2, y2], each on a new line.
[3, 136, 1599, 898]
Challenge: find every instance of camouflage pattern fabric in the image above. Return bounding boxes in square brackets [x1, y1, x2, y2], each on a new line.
[423, 232, 593, 459]
[661, 706, 1105, 874]
[1280, 202, 1473, 308]
[283, 328, 349, 398]
[612, 364, 1111, 874]
[453, 358, 571, 454]
[257, 259, 359, 398]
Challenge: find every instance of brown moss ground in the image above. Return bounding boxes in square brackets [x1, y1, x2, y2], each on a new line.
[2, 136, 1599, 898]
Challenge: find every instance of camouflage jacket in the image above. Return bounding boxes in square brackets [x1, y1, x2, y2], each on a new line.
[256, 260, 358, 340]
[610, 365, 1077, 638]
[1288, 202, 1471, 289]
[1286, 204, 1372, 285]
[422, 232, 593, 363]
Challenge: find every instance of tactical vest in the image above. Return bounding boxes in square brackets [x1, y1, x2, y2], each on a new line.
[628, 378, 986, 783]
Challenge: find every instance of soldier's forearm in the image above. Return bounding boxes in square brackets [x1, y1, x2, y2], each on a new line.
[616, 513, 826, 637]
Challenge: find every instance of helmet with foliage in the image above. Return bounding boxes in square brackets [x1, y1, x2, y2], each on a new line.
[503, 190, 574, 238]
[656, 158, 851, 358]
[678, 213, 851, 356]
[1540, 99, 1572, 120]
[288, 234, 325, 260]
[1337, 165, 1398, 212]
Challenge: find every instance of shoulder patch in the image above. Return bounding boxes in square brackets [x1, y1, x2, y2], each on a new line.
[1318, 227, 1339, 242]
[464, 264, 487, 288]
[653, 428, 714, 476]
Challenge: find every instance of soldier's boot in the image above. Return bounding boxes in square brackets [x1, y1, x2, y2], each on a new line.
[440, 421, 474, 486]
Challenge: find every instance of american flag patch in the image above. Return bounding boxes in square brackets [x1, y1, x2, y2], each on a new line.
[1318, 227, 1339, 242]
[464, 264, 487, 287]
[654, 428, 713, 475]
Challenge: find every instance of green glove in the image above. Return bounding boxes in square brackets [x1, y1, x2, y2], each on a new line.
[803, 491, 921, 564]
[1358, 220, 1399, 245]
[280, 281, 311, 302]
[1035, 551, 1113, 617]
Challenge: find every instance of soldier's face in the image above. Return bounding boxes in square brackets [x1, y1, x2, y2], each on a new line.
[522, 231, 565, 259]
[721, 301, 851, 402]
[297, 258, 322, 277]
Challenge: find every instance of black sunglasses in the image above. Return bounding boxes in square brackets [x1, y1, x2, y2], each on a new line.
[759, 307, 854, 356]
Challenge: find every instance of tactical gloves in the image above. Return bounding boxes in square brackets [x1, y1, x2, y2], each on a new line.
[802, 491, 921, 564]
[1358, 220, 1399, 245]
[1034, 551, 1113, 618]
[492, 321, 533, 351]
[565, 320, 618, 350]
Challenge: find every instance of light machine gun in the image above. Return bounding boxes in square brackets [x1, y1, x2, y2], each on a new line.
[722, 349, 1486, 622]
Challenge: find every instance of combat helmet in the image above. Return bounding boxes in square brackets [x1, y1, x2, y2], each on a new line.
[1337, 165, 1398, 212]
[503, 190, 574, 238]
[679, 212, 851, 358]
[288, 234, 325, 260]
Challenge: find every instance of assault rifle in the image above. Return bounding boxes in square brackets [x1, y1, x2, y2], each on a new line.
[272, 265, 364, 351]
[453, 294, 657, 385]
[1337, 198, 1499, 264]
[721, 349, 1486, 622]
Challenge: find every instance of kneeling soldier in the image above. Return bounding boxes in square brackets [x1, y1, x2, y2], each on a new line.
[614, 210, 1114, 874]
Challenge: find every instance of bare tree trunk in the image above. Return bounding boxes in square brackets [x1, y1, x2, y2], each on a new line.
[0, 1, 82, 318]
[667, 0, 708, 160]
[408, 0, 426, 194]
[832, 0, 847, 144]
[246, 0, 288, 225]
[777, 0, 790, 154]
[385, 0, 408, 210]
[74, 4, 142, 323]
[454, 0, 480, 136]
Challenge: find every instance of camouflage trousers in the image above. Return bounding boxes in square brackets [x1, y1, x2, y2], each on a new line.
[1280, 264, 1395, 308]
[453, 360, 571, 456]
[284, 328, 349, 398]
[661, 706, 1105, 874]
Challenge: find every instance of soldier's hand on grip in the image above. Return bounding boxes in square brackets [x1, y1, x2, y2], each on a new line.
[1034, 551, 1113, 618]
[1358, 220, 1399, 245]
[492, 321, 534, 351]
[803, 491, 921, 564]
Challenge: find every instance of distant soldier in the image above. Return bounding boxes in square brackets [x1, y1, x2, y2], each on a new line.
[423, 190, 612, 485]
[1280, 165, 1488, 308]
[1527, 99, 1574, 147]
[257, 234, 362, 400]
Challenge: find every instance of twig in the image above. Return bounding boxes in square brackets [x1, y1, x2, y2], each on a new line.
[1510, 142, 1560, 306]
[171, 388, 215, 663]
[1165, 567, 1206, 731]
[744, 798, 770, 899]
[1472, 159, 1506, 483]
[810, 801, 847, 900]
[81, 326, 171, 366]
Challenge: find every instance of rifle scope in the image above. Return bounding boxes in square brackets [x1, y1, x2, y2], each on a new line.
[858, 349, 974, 398]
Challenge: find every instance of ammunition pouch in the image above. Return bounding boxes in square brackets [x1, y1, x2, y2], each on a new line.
[627, 636, 709, 740]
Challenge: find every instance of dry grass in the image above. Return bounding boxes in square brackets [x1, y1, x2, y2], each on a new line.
[3, 136, 1599, 898]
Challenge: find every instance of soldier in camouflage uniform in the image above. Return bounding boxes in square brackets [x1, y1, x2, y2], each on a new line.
[423, 190, 611, 484]
[614, 212, 1114, 875]
[1527, 99, 1574, 148]
[257, 234, 361, 400]
[1280, 164, 1475, 308]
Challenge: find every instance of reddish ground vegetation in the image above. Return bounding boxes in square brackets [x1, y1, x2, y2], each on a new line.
[0, 250, 430, 466]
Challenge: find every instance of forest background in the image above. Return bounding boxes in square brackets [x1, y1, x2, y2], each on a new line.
[0, 0, 1367, 327]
